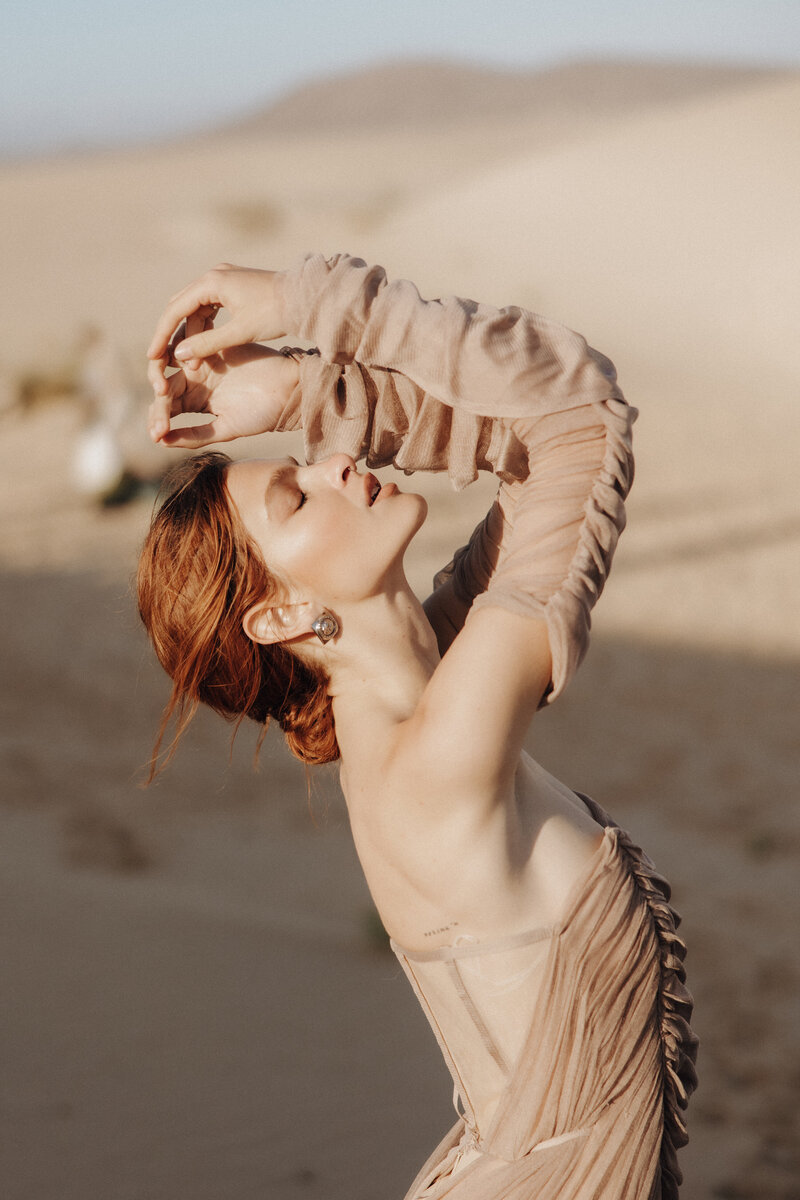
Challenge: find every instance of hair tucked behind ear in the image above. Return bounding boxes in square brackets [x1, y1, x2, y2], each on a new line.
[137, 451, 339, 782]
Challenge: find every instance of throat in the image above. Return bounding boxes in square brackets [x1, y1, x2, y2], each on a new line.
[328, 595, 439, 756]
[333, 651, 433, 742]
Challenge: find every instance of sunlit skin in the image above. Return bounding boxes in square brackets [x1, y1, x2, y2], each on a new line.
[146, 263, 604, 954]
[225, 454, 428, 609]
[138, 258, 692, 1197]
[225, 454, 446, 777]
[224, 451, 602, 952]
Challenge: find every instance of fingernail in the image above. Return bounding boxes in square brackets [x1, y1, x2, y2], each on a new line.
[174, 344, 190, 360]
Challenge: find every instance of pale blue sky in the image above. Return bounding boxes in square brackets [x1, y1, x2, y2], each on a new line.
[3, 0, 798, 156]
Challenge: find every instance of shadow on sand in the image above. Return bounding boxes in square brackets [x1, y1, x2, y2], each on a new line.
[1, 566, 798, 1199]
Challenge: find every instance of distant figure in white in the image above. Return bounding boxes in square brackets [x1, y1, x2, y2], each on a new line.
[72, 325, 137, 503]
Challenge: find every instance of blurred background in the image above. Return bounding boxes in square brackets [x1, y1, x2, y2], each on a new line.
[1, 2, 798, 1197]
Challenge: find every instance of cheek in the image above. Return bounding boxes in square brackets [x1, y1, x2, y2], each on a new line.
[273, 511, 365, 594]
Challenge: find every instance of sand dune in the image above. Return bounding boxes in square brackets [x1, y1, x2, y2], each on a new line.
[222, 57, 787, 135]
[371, 74, 800, 381]
[2, 63, 796, 383]
[358, 74, 800, 657]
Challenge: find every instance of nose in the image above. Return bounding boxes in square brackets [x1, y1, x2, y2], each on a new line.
[319, 453, 357, 489]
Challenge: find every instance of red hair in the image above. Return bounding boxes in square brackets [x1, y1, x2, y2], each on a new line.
[137, 451, 338, 781]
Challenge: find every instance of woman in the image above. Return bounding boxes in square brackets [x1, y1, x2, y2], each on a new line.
[141, 254, 697, 1198]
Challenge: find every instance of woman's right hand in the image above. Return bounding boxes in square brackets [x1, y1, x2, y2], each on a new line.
[147, 341, 300, 448]
[146, 263, 286, 398]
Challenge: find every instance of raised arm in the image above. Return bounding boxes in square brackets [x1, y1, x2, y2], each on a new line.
[274, 254, 635, 709]
[146, 254, 635, 714]
[281, 253, 622, 420]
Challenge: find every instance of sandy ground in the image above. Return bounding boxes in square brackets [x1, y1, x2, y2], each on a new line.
[1, 63, 799, 1199]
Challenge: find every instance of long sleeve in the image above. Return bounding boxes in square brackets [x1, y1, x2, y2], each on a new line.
[274, 253, 636, 702]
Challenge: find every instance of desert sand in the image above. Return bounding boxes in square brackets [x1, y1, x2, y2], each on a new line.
[1, 61, 798, 1199]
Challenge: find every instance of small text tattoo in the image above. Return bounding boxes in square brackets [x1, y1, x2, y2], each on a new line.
[423, 922, 459, 938]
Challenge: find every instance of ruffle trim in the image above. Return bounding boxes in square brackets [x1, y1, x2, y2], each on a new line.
[581, 796, 699, 1200]
[291, 351, 529, 490]
[469, 394, 635, 703]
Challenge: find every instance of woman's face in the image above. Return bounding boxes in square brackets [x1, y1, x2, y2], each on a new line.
[225, 455, 427, 606]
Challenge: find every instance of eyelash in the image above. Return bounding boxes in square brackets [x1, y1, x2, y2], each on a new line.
[296, 490, 307, 510]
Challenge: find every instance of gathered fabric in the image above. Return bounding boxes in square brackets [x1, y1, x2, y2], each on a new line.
[393, 796, 698, 1200]
[276, 252, 635, 701]
[273, 255, 696, 1195]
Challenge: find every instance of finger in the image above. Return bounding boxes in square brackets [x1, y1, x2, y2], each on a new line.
[167, 322, 188, 366]
[173, 323, 238, 363]
[185, 312, 207, 340]
[147, 354, 171, 397]
[147, 394, 173, 442]
[173, 344, 206, 371]
[158, 421, 224, 449]
[147, 372, 206, 441]
[147, 280, 224, 359]
[165, 371, 189, 409]
[168, 324, 205, 372]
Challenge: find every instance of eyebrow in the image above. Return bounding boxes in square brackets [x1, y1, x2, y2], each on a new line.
[264, 458, 300, 514]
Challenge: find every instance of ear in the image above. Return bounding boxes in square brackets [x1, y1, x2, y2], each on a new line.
[243, 601, 316, 646]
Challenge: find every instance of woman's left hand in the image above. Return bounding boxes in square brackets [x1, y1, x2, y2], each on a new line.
[147, 336, 299, 447]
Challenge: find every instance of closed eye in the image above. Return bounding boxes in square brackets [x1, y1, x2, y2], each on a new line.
[265, 460, 306, 520]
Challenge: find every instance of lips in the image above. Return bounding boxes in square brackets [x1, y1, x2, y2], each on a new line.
[362, 472, 399, 505]
[365, 473, 382, 505]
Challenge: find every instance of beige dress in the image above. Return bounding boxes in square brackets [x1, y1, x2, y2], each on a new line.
[393, 796, 696, 1200]
[274, 254, 698, 1197]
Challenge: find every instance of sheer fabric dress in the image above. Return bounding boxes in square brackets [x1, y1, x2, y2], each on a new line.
[273, 254, 699, 1199]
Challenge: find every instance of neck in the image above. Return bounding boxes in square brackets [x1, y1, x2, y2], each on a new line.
[323, 582, 439, 761]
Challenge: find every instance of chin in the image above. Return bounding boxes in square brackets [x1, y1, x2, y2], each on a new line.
[373, 491, 427, 569]
[403, 491, 428, 539]
[410, 490, 428, 522]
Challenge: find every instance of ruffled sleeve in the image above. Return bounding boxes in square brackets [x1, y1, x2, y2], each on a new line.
[274, 253, 636, 702]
